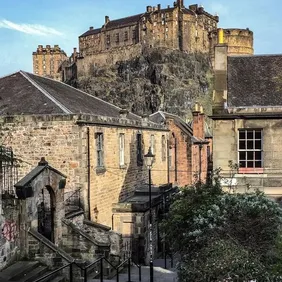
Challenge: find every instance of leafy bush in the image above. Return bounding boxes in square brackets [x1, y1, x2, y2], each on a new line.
[161, 180, 282, 281]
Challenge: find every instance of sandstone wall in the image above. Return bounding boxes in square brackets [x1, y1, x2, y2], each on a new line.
[88, 125, 169, 227]
[213, 118, 282, 196]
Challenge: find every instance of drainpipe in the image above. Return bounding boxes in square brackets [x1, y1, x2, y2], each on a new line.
[87, 127, 91, 220]
[174, 138, 177, 183]
[167, 140, 170, 184]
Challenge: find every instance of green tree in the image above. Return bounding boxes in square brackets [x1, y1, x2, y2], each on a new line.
[161, 179, 282, 281]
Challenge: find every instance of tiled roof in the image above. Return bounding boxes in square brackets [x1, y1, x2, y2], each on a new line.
[79, 28, 102, 38]
[105, 14, 142, 29]
[0, 71, 140, 120]
[227, 55, 282, 107]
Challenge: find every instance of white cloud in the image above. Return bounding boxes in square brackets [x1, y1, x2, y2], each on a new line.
[0, 19, 63, 36]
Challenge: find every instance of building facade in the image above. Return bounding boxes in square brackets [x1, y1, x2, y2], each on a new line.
[32, 45, 68, 80]
[150, 108, 212, 187]
[0, 71, 172, 266]
[212, 41, 282, 197]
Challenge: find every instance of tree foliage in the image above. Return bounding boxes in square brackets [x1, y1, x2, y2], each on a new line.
[161, 179, 282, 281]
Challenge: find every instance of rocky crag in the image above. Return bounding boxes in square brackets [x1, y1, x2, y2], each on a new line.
[72, 48, 213, 120]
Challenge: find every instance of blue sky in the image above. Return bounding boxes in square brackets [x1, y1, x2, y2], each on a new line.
[0, 0, 280, 76]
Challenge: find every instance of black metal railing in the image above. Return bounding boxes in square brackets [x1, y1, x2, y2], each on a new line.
[0, 146, 19, 196]
[33, 262, 74, 282]
[28, 229, 142, 282]
[82, 256, 141, 282]
[64, 188, 82, 213]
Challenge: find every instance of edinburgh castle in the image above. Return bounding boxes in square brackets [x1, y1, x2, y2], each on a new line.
[33, 0, 254, 80]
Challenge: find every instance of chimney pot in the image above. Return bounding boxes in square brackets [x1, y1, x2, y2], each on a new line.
[89, 26, 94, 30]
[105, 16, 110, 24]
[146, 6, 152, 12]
[119, 109, 129, 119]
[158, 4, 161, 10]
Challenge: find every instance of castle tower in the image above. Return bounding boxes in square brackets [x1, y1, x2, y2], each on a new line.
[32, 45, 68, 81]
[210, 28, 254, 67]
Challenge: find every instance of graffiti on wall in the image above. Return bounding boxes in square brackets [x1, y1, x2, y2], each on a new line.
[2, 220, 17, 242]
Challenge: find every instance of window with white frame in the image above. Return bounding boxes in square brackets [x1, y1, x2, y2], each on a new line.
[119, 133, 125, 166]
[162, 135, 166, 161]
[95, 133, 104, 167]
[238, 129, 262, 169]
[150, 134, 155, 154]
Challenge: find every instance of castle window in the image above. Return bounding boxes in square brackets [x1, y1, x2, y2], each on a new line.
[166, 28, 169, 32]
[162, 20, 165, 25]
[115, 33, 120, 43]
[154, 22, 157, 26]
[132, 29, 136, 39]
[124, 31, 128, 41]
[106, 34, 110, 44]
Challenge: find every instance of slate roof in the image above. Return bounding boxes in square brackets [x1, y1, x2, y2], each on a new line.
[105, 14, 142, 29]
[0, 71, 140, 120]
[227, 55, 282, 107]
[150, 111, 193, 136]
[79, 28, 102, 38]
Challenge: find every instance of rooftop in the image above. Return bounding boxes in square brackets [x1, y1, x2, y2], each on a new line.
[227, 55, 282, 107]
[0, 71, 141, 120]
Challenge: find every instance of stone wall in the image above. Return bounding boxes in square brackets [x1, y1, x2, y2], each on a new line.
[0, 114, 168, 230]
[88, 125, 169, 227]
[213, 118, 282, 196]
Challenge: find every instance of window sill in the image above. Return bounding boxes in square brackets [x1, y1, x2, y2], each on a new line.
[96, 167, 106, 175]
[119, 164, 127, 170]
[238, 168, 264, 174]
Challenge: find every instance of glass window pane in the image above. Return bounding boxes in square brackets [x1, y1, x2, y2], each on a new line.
[239, 131, 245, 139]
[247, 151, 254, 160]
[247, 141, 254, 149]
[247, 131, 253, 139]
[255, 151, 261, 160]
[247, 161, 254, 168]
[239, 141, 246, 149]
[255, 161, 262, 168]
[239, 151, 246, 161]
[255, 131, 261, 139]
[255, 140, 261, 149]
[239, 161, 246, 168]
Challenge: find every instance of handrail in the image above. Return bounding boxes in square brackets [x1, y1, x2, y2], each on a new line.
[64, 187, 81, 203]
[28, 229, 74, 263]
[33, 262, 73, 282]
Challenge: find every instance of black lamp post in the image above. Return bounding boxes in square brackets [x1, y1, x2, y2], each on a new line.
[144, 146, 155, 282]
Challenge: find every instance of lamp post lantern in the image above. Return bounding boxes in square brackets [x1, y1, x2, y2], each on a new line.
[144, 147, 155, 282]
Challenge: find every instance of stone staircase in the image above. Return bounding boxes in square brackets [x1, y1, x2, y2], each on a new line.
[0, 261, 65, 282]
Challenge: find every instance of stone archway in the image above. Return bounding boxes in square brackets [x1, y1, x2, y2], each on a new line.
[38, 186, 56, 242]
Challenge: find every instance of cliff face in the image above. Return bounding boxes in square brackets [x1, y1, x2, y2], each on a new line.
[75, 49, 213, 119]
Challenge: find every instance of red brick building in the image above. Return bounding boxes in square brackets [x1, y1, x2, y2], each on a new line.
[150, 106, 212, 187]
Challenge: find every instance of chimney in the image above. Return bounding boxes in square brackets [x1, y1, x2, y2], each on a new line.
[89, 26, 94, 30]
[212, 40, 228, 114]
[167, 5, 170, 8]
[105, 16, 110, 24]
[189, 4, 198, 12]
[157, 4, 161, 10]
[177, 0, 184, 7]
[119, 109, 129, 119]
[146, 6, 152, 12]
[46, 45, 51, 49]
[192, 103, 205, 139]
[73, 47, 77, 61]
[142, 114, 149, 126]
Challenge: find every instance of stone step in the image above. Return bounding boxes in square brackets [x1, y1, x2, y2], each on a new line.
[0, 261, 41, 281]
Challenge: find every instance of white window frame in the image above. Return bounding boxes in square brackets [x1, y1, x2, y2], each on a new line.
[150, 134, 155, 155]
[119, 133, 125, 166]
[96, 133, 104, 167]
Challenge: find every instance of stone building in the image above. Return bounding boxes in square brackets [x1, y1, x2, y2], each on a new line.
[77, 0, 219, 75]
[150, 107, 212, 187]
[32, 45, 68, 80]
[211, 41, 282, 197]
[0, 71, 172, 268]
